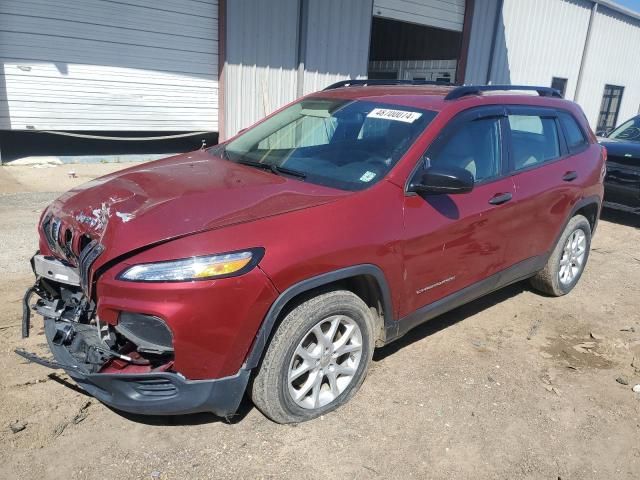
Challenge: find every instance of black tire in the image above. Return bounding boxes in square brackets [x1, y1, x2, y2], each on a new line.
[529, 214, 591, 296]
[250, 290, 375, 424]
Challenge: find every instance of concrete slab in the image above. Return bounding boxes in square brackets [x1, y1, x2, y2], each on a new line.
[1, 162, 135, 194]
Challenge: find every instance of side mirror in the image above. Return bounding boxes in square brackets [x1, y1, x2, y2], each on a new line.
[596, 128, 611, 137]
[408, 166, 474, 195]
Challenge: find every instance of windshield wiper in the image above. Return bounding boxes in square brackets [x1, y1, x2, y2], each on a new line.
[235, 159, 306, 179]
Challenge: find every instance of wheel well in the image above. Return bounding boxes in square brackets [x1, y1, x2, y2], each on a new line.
[273, 275, 387, 344]
[574, 202, 599, 232]
[343, 275, 386, 341]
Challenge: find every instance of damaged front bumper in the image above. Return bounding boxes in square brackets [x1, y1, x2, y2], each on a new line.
[17, 255, 250, 417]
[15, 343, 249, 417]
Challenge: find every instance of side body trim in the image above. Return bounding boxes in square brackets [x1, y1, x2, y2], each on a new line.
[384, 255, 547, 344]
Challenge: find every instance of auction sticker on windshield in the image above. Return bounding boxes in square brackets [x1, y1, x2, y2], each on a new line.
[367, 108, 422, 123]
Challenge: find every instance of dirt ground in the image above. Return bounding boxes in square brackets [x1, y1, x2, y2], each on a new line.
[0, 163, 639, 480]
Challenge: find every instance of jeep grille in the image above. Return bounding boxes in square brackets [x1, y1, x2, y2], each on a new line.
[78, 240, 104, 295]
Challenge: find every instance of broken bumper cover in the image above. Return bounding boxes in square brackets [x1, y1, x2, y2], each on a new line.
[17, 348, 250, 416]
[17, 317, 250, 417]
[68, 369, 250, 417]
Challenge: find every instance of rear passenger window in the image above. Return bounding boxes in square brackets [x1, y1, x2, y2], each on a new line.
[558, 112, 588, 153]
[508, 114, 561, 171]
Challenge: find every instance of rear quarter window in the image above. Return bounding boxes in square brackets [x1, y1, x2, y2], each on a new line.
[558, 111, 588, 153]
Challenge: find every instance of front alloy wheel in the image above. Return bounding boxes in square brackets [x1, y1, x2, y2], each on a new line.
[251, 290, 374, 424]
[287, 315, 363, 409]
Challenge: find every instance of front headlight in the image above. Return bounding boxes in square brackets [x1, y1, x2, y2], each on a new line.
[118, 249, 264, 282]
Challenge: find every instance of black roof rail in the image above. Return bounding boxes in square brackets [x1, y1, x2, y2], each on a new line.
[323, 79, 455, 90]
[444, 85, 563, 100]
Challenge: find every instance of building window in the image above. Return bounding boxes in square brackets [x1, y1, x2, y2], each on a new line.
[597, 84, 624, 133]
[551, 77, 567, 97]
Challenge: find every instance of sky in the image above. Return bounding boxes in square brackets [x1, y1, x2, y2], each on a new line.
[613, 0, 640, 12]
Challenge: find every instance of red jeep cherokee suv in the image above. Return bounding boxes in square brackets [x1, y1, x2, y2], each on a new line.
[18, 82, 605, 423]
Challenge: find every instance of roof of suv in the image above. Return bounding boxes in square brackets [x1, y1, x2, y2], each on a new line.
[317, 85, 455, 111]
[314, 83, 570, 113]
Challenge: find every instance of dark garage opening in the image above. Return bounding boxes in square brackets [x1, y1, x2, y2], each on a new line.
[368, 16, 463, 83]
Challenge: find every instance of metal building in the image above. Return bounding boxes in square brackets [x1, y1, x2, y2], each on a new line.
[465, 0, 640, 134]
[0, 0, 219, 132]
[1, 0, 639, 162]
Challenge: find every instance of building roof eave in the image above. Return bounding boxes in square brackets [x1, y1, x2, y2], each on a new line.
[595, 0, 640, 24]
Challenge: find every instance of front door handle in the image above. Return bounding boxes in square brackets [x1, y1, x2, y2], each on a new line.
[488, 192, 513, 205]
[562, 171, 578, 182]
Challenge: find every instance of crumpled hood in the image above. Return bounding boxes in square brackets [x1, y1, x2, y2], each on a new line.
[43, 150, 348, 264]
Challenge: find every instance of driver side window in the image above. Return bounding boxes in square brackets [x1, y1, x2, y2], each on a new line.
[426, 117, 502, 182]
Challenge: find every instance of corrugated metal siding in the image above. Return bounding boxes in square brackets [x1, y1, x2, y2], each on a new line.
[577, 5, 640, 127]
[224, 0, 373, 138]
[373, 0, 466, 31]
[464, 0, 500, 84]
[0, 0, 219, 131]
[302, 0, 372, 94]
[467, 0, 640, 128]
[224, 0, 299, 139]
[492, 0, 591, 97]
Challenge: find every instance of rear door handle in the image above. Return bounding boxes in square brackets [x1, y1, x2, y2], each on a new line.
[562, 171, 578, 182]
[488, 192, 512, 205]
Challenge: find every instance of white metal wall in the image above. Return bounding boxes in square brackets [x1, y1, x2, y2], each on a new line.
[577, 5, 640, 127]
[466, 0, 592, 92]
[0, 0, 219, 131]
[492, 0, 591, 99]
[373, 0, 466, 31]
[465, 0, 640, 129]
[224, 0, 373, 139]
[224, 0, 299, 139]
[302, 0, 373, 95]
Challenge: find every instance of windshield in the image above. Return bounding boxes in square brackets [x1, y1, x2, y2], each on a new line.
[212, 98, 437, 191]
[608, 116, 640, 142]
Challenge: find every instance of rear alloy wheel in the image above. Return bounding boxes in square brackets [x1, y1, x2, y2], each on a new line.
[530, 214, 592, 296]
[558, 229, 587, 286]
[251, 290, 374, 424]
